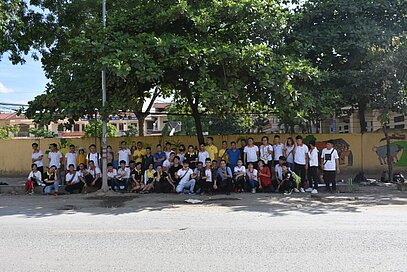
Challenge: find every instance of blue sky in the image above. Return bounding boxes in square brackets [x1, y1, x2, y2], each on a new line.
[0, 56, 48, 107]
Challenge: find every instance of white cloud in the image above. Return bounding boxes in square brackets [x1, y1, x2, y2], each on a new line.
[0, 82, 14, 93]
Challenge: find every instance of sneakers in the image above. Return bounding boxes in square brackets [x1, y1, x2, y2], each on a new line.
[300, 187, 305, 193]
[284, 189, 293, 196]
[311, 189, 318, 194]
[305, 188, 313, 193]
[293, 188, 300, 193]
[251, 188, 256, 194]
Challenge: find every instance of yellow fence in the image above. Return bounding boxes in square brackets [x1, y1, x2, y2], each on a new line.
[1, 132, 406, 176]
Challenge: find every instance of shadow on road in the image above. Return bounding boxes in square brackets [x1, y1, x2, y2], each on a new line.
[0, 185, 406, 218]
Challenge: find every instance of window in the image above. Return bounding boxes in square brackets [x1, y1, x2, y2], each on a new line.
[394, 116, 404, 123]
[395, 124, 405, 129]
[118, 123, 124, 131]
[344, 125, 349, 130]
[74, 124, 80, 132]
[339, 126, 342, 130]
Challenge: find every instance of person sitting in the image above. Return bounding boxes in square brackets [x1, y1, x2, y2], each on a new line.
[175, 161, 196, 194]
[43, 165, 59, 195]
[258, 160, 271, 193]
[215, 160, 233, 195]
[163, 152, 175, 172]
[168, 156, 182, 189]
[193, 161, 204, 193]
[233, 160, 246, 193]
[272, 156, 286, 193]
[199, 158, 216, 195]
[246, 163, 258, 194]
[141, 163, 155, 194]
[106, 163, 118, 191]
[275, 163, 295, 195]
[82, 160, 102, 192]
[130, 162, 143, 192]
[115, 160, 130, 192]
[26, 163, 43, 194]
[65, 164, 84, 194]
[154, 165, 175, 193]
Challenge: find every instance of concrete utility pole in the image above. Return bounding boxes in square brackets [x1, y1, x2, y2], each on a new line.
[101, 0, 108, 191]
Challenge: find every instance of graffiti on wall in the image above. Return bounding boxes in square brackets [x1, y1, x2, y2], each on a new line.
[373, 133, 406, 167]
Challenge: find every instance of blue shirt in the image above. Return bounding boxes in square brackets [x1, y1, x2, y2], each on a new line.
[226, 149, 241, 166]
[153, 152, 166, 169]
[216, 167, 233, 181]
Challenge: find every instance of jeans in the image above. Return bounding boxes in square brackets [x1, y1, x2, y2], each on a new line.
[176, 179, 196, 193]
[44, 181, 59, 194]
[246, 179, 258, 190]
[294, 163, 307, 188]
[114, 178, 130, 191]
[308, 166, 319, 189]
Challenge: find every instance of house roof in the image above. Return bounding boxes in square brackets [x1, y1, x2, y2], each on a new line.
[153, 103, 171, 109]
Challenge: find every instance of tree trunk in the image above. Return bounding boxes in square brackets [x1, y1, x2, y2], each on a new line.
[383, 125, 393, 182]
[184, 87, 204, 144]
[358, 100, 368, 133]
[137, 115, 145, 136]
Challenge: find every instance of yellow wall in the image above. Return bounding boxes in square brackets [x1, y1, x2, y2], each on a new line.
[1, 133, 406, 176]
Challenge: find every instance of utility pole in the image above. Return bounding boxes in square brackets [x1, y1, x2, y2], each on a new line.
[101, 0, 108, 191]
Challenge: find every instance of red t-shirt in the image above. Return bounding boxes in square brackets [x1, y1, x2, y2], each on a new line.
[259, 167, 271, 187]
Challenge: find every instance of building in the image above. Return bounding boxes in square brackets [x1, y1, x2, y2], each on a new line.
[0, 103, 171, 138]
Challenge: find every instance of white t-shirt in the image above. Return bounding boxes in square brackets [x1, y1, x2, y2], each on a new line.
[65, 171, 80, 184]
[87, 152, 101, 169]
[165, 151, 173, 160]
[65, 152, 77, 169]
[118, 149, 132, 166]
[177, 168, 194, 183]
[247, 169, 258, 181]
[32, 150, 44, 168]
[275, 164, 283, 180]
[294, 145, 309, 165]
[321, 148, 339, 171]
[163, 159, 173, 170]
[198, 151, 210, 164]
[260, 145, 273, 162]
[117, 167, 130, 179]
[285, 145, 295, 163]
[177, 153, 185, 163]
[205, 169, 213, 182]
[28, 171, 42, 183]
[244, 145, 259, 162]
[48, 151, 62, 168]
[234, 165, 246, 174]
[308, 148, 319, 167]
[89, 167, 101, 178]
[107, 169, 118, 179]
[273, 143, 285, 161]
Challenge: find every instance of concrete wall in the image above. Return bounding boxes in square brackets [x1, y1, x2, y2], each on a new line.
[1, 133, 406, 176]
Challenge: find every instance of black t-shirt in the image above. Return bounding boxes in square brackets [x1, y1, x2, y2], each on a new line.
[154, 171, 168, 183]
[142, 155, 154, 171]
[131, 169, 143, 181]
[184, 153, 198, 169]
[168, 164, 182, 180]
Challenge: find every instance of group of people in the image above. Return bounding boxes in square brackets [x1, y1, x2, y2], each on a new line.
[26, 135, 340, 196]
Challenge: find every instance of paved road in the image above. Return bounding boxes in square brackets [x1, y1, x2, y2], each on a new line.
[0, 192, 406, 272]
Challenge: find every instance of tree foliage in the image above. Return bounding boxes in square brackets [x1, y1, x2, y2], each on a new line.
[84, 120, 117, 138]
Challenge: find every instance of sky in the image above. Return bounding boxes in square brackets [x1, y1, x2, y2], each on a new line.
[0, 55, 48, 108]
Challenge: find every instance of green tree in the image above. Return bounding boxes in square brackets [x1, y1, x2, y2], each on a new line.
[28, 127, 54, 138]
[292, 0, 407, 132]
[0, 125, 19, 139]
[84, 120, 117, 138]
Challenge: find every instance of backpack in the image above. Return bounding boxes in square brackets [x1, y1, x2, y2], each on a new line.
[290, 171, 302, 189]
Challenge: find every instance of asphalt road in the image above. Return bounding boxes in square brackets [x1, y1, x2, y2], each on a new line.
[0, 191, 406, 272]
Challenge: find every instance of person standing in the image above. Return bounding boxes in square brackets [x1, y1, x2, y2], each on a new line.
[87, 144, 101, 169]
[260, 136, 273, 170]
[141, 147, 154, 172]
[218, 141, 229, 164]
[273, 135, 285, 167]
[307, 140, 319, 194]
[118, 141, 132, 167]
[76, 148, 87, 170]
[198, 143, 210, 165]
[65, 144, 77, 171]
[226, 141, 241, 170]
[294, 135, 309, 193]
[284, 137, 295, 170]
[184, 145, 198, 170]
[31, 143, 44, 175]
[321, 140, 340, 194]
[244, 137, 259, 169]
[177, 145, 186, 163]
[48, 143, 63, 185]
[133, 141, 146, 164]
[206, 137, 218, 161]
[239, 139, 247, 161]
[153, 144, 166, 169]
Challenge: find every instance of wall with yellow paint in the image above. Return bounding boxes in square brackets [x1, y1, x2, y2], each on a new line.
[0, 133, 406, 176]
